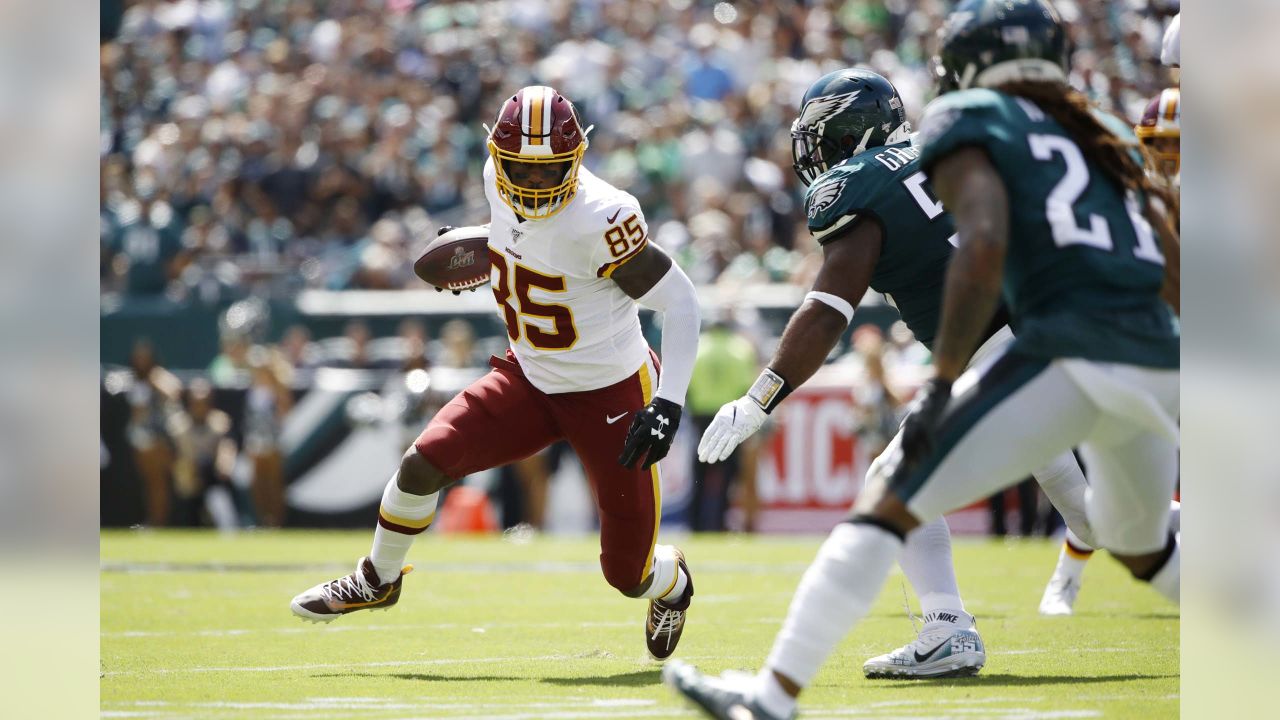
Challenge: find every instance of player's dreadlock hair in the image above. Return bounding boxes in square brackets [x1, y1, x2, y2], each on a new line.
[1000, 81, 1180, 314]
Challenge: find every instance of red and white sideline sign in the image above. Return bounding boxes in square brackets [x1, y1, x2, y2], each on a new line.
[750, 364, 990, 534]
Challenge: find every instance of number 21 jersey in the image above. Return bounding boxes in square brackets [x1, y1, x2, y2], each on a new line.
[915, 89, 1178, 369]
[483, 159, 652, 394]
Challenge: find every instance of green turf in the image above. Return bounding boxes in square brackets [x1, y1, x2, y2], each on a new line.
[101, 530, 1178, 719]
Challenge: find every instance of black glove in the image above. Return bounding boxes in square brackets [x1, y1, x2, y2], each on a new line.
[618, 397, 682, 470]
[897, 377, 953, 469]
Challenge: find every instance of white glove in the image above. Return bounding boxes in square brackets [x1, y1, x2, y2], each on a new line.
[697, 396, 768, 463]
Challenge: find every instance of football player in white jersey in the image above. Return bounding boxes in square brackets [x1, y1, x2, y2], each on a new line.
[291, 86, 703, 660]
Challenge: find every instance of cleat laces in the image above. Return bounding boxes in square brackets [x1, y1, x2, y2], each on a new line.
[650, 604, 684, 645]
[322, 567, 379, 604]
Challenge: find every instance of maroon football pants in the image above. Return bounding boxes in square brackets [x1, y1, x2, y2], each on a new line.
[414, 350, 662, 593]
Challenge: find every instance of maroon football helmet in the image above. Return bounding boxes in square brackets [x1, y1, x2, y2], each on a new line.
[485, 86, 590, 219]
[1135, 88, 1180, 180]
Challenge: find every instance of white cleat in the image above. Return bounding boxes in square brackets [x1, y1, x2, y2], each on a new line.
[863, 624, 986, 679]
[1039, 573, 1080, 616]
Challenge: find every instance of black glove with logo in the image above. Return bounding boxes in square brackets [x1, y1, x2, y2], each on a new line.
[618, 397, 683, 470]
[897, 377, 953, 469]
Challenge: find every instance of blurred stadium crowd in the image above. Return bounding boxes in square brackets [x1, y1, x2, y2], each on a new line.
[101, 0, 1179, 300]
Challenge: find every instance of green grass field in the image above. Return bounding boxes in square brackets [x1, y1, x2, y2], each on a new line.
[101, 530, 1178, 719]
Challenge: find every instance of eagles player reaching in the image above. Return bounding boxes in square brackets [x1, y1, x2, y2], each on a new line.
[695, 67, 1106, 682]
[665, 1, 1180, 717]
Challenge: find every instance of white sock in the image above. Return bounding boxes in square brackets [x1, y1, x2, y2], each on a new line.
[1148, 538, 1180, 603]
[1049, 528, 1094, 585]
[661, 566, 689, 604]
[1034, 452, 1098, 548]
[900, 516, 968, 623]
[1065, 526, 1095, 554]
[753, 668, 796, 720]
[763, 522, 903, 689]
[369, 472, 439, 584]
[641, 545, 689, 603]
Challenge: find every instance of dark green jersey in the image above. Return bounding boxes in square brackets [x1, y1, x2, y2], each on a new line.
[804, 142, 958, 350]
[109, 202, 183, 296]
[916, 88, 1178, 369]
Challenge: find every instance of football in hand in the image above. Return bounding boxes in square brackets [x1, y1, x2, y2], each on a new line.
[413, 225, 491, 293]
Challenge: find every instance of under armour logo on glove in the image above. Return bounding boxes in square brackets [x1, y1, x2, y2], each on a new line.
[651, 415, 671, 439]
[619, 398, 682, 470]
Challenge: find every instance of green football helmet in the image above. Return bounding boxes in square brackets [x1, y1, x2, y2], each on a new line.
[934, 0, 1070, 95]
[790, 68, 911, 186]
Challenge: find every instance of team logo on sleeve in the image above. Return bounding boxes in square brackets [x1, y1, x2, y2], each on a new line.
[807, 177, 847, 218]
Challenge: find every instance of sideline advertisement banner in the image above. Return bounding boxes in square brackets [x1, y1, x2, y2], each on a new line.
[748, 365, 990, 535]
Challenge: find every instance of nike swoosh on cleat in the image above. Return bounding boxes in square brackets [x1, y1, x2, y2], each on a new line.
[913, 638, 951, 663]
[606, 412, 627, 424]
[606, 209, 622, 224]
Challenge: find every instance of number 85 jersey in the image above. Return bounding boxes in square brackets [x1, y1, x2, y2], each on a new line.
[483, 158, 653, 394]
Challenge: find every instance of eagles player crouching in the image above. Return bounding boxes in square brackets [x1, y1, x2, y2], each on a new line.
[291, 86, 702, 661]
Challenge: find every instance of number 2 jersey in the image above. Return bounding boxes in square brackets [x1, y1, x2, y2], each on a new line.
[483, 159, 652, 394]
[915, 88, 1178, 369]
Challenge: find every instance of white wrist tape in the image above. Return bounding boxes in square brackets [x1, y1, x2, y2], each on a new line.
[805, 291, 855, 325]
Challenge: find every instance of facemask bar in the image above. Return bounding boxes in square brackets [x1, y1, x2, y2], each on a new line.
[791, 122, 839, 187]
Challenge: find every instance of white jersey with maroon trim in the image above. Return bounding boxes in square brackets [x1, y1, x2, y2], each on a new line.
[484, 159, 652, 394]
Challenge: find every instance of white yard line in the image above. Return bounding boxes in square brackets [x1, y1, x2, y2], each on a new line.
[1000, 647, 1140, 655]
[103, 697, 694, 720]
[104, 617, 786, 640]
[102, 654, 567, 677]
[101, 653, 756, 677]
[101, 561, 812, 574]
[105, 696, 1114, 720]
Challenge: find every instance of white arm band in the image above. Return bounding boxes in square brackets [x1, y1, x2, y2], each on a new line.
[636, 264, 701, 405]
[805, 291, 855, 325]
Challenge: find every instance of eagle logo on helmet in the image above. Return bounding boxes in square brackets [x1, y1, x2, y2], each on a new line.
[797, 91, 862, 136]
[485, 86, 593, 220]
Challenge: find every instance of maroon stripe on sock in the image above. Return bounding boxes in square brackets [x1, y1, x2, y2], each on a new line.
[378, 515, 431, 535]
[1065, 539, 1095, 558]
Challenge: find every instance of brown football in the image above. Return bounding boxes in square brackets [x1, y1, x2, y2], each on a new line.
[413, 225, 491, 292]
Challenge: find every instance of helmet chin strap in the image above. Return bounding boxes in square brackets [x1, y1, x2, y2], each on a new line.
[851, 126, 876, 155]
